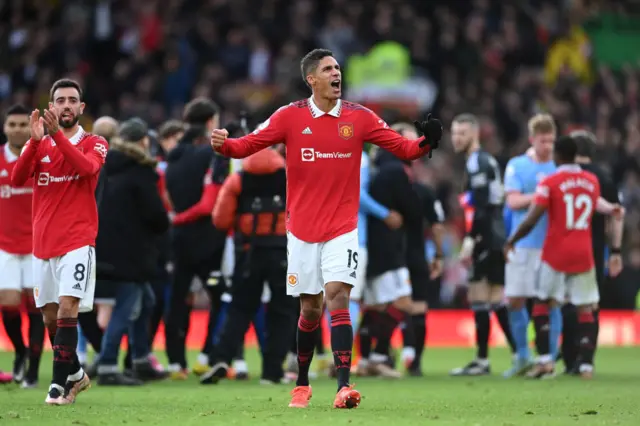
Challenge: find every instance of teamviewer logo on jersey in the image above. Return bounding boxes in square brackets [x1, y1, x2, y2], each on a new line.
[301, 148, 315, 162]
[37, 172, 49, 186]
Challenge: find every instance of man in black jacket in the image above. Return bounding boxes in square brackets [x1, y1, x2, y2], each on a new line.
[164, 98, 227, 377]
[358, 148, 424, 378]
[95, 118, 171, 385]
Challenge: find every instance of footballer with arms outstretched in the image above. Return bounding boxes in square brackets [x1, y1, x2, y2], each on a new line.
[207, 48, 442, 408]
[12, 79, 108, 405]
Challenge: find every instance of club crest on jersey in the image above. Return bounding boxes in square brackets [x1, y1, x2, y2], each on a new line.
[338, 123, 354, 140]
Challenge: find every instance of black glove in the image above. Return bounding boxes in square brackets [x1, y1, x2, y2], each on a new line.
[414, 113, 443, 158]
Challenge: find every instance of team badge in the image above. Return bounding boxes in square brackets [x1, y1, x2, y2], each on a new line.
[287, 273, 298, 287]
[338, 123, 354, 140]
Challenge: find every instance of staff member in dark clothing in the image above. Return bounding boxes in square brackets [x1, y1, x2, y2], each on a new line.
[200, 147, 296, 385]
[356, 147, 423, 378]
[164, 98, 227, 377]
[390, 122, 446, 376]
[95, 118, 171, 385]
[560, 130, 624, 373]
[147, 120, 184, 352]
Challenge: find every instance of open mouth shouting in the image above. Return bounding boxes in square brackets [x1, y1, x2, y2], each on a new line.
[330, 79, 341, 93]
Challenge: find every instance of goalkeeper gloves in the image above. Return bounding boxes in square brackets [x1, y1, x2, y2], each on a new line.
[414, 113, 443, 157]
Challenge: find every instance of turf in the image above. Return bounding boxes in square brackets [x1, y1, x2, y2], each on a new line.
[1, 347, 639, 426]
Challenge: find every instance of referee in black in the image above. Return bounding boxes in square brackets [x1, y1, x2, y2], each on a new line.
[390, 123, 445, 376]
[560, 130, 624, 374]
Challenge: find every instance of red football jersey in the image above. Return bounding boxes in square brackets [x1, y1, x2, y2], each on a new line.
[0, 143, 33, 255]
[216, 98, 431, 243]
[12, 127, 108, 259]
[533, 165, 600, 274]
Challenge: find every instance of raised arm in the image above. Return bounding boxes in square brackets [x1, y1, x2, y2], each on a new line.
[51, 132, 107, 176]
[42, 108, 107, 176]
[12, 139, 40, 186]
[364, 112, 431, 161]
[213, 106, 288, 159]
[12, 109, 44, 186]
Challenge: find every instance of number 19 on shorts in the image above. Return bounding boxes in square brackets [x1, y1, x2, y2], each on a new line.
[347, 249, 358, 270]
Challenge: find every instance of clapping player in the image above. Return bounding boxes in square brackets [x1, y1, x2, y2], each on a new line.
[209, 48, 442, 409]
[12, 79, 108, 405]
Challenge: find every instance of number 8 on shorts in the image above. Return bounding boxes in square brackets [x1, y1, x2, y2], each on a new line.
[33, 246, 96, 313]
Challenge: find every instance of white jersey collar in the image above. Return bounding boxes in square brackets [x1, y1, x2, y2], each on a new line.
[308, 97, 342, 118]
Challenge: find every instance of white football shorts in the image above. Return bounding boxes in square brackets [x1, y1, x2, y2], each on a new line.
[0, 249, 34, 290]
[33, 245, 96, 313]
[537, 261, 599, 306]
[505, 248, 541, 298]
[364, 267, 412, 305]
[286, 229, 359, 296]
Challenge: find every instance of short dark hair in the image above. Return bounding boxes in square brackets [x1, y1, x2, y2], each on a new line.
[158, 120, 186, 140]
[300, 48, 334, 88]
[49, 78, 83, 101]
[5, 104, 29, 118]
[183, 98, 220, 125]
[554, 135, 578, 164]
[570, 130, 597, 159]
[181, 124, 208, 143]
[452, 113, 479, 127]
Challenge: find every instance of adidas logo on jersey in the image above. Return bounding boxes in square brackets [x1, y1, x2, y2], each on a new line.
[72, 283, 82, 290]
[349, 270, 356, 279]
[41, 155, 51, 163]
[301, 127, 312, 135]
[0, 169, 7, 177]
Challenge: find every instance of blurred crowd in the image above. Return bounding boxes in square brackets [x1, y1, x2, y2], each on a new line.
[1, 0, 639, 308]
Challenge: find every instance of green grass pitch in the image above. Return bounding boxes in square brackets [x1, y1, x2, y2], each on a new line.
[1, 347, 639, 425]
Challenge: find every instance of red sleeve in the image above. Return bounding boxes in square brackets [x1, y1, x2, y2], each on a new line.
[172, 168, 221, 225]
[11, 139, 40, 186]
[52, 131, 107, 176]
[217, 106, 288, 159]
[533, 178, 551, 208]
[362, 110, 430, 161]
[156, 169, 173, 212]
[213, 173, 242, 230]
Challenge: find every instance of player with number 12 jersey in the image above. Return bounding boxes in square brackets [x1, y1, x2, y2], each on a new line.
[505, 135, 622, 378]
[535, 166, 600, 274]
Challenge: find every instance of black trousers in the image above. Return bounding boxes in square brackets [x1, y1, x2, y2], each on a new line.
[210, 247, 296, 381]
[165, 252, 224, 368]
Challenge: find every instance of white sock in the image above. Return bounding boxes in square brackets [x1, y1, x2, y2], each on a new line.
[197, 353, 209, 366]
[67, 367, 84, 382]
[233, 359, 248, 373]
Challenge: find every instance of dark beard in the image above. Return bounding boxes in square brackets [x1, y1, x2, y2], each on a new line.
[59, 115, 79, 129]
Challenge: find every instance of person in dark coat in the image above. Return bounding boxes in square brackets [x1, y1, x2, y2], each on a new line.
[94, 118, 170, 385]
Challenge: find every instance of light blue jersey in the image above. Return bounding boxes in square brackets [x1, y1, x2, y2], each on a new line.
[358, 152, 389, 248]
[504, 155, 556, 249]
